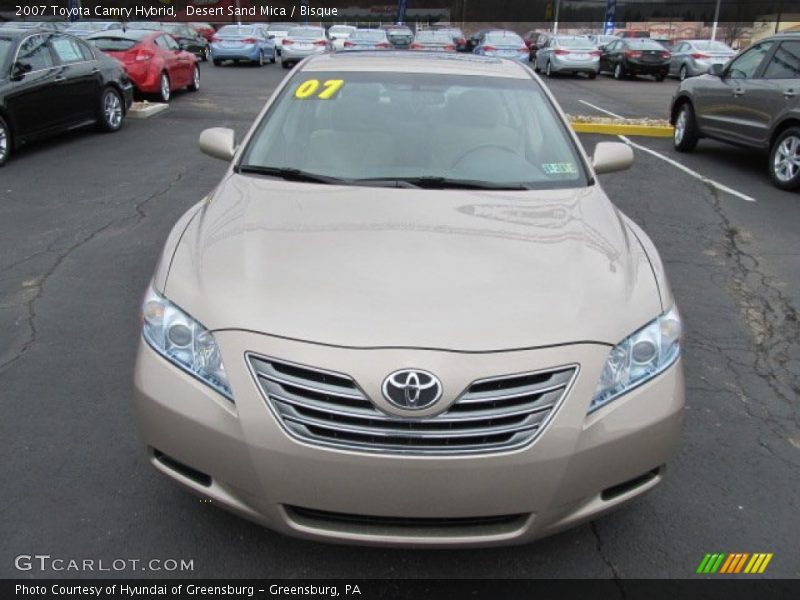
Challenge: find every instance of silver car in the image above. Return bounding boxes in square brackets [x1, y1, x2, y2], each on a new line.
[535, 36, 600, 78]
[342, 29, 391, 51]
[668, 39, 736, 80]
[671, 33, 800, 190]
[280, 26, 329, 69]
[267, 22, 294, 56]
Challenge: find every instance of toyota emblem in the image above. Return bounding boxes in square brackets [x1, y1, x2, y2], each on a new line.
[382, 369, 442, 410]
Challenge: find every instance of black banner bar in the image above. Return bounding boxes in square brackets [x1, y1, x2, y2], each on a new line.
[5, 579, 800, 600]
[0, 1, 789, 24]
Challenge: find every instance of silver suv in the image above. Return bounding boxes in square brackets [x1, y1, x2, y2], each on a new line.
[670, 33, 800, 190]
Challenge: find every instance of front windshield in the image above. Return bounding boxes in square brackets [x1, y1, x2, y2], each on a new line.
[240, 71, 587, 189]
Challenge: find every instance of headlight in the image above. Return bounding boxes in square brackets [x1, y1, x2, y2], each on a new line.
[591, 306, 682, 412]
[141, 284, 232, 400]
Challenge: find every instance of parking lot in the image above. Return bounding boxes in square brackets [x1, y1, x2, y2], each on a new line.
[2, 61, 799, 579]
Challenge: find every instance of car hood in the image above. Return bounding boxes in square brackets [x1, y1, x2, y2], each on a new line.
[163, 175, 662, 351]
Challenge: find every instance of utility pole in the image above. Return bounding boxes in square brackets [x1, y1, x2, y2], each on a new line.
[711, 0, 721, 41]
[553, 0, 561, 34]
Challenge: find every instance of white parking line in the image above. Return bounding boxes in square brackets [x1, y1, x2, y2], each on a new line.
[578, 99, 625, 119]
[577, 100, 756, 203]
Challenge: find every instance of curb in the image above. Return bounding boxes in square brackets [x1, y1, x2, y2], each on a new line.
[128, 102, 169, 119]
[569, 121, 674, 138]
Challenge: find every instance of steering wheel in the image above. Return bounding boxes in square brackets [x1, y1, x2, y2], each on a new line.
[450, 144, 520, 169]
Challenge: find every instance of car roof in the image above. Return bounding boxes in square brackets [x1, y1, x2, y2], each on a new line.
[303, 51, 530, 79]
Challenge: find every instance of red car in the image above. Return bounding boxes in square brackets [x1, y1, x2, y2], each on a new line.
[88, 30, 200, 102]
[190, 22, 216, 43]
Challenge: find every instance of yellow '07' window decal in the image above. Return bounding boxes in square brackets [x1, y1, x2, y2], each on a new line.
[294, 79, 345, 100]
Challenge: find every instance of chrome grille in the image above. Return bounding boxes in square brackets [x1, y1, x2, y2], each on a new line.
[247, 354, 577, 455]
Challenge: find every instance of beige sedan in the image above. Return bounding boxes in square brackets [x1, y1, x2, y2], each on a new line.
[134, 52, 684, 546]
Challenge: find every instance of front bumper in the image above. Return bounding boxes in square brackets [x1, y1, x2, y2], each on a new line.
[134, 332, 684, 547]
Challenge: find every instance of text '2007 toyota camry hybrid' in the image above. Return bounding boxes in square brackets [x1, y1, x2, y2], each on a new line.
[134, 51, 684, 547]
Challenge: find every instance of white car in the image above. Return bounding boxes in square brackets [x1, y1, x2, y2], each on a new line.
[328, 25, 356, 51]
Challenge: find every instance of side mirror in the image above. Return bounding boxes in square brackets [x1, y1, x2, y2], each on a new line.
[199, 127, 236, 161]
[268, 34, 275, 40]
[709, 63, 724, 77]
[11, 61, 32, 80]
[592, 142, 633, 175]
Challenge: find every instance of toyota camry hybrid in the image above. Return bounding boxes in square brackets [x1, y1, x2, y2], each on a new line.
[133, 52, 684, 547]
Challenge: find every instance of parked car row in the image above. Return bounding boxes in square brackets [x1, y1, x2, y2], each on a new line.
[524, 30, 736, 82]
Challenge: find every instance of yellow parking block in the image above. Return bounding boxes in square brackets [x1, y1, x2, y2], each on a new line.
[569, 121, 674, 138]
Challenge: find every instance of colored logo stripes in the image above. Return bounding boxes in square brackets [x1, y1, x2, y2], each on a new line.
[697, 553, 773, 574]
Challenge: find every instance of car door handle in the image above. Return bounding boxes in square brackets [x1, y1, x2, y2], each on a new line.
[733, 88, 745, 97]
[91, 67, 99, 74]
[784, 89, 797, 99]
[54, 75, 66, 82]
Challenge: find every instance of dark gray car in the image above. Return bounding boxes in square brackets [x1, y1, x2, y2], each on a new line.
[670, 33, 800, 190]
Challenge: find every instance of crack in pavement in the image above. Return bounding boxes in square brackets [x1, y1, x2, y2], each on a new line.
[691, 182, 800, 462]
[0, 169, 188, 375]
[590, 522, 626, 595]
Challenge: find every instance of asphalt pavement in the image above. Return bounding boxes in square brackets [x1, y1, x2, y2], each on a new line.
[1, 61, 798, 580]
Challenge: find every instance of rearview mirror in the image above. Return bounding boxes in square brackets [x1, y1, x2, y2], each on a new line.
[10, 61, 32, 81]
[199, 128, 236, 161]
[592, 142, 633, 175]
[709, 63, 724, 77]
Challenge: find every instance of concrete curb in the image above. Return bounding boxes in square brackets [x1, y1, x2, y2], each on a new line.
[128, 102, 169, 119]
[569, 120, 674, 138]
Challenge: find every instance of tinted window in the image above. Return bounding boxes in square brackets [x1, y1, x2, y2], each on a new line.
[625, 39, 667, 50]
[763, 41, 800, 79]
[241, 72, 587, 189]
[17, 34, 54, 70]
[728, 42, 773, 79]
[51, 36, 86, 64]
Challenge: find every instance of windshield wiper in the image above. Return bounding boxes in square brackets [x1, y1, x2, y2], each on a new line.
[355, 176, 532, 190]
[237, 165, 346, 185]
